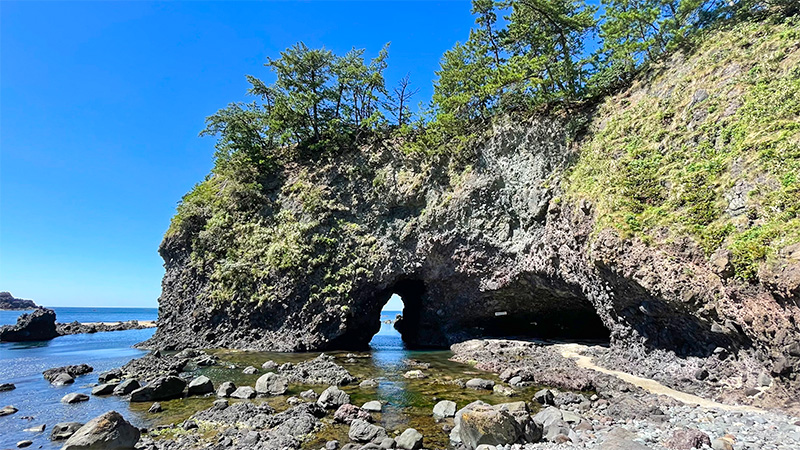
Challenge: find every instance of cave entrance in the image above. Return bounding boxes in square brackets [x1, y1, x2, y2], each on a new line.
[367, 279, 426, 350]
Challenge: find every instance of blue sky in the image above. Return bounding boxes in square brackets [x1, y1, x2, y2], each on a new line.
[1, 1, 475, 308]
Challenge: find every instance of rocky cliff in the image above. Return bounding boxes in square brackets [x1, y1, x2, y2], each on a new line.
[146, 19, 800, 393]
[0, 292, 37, 310]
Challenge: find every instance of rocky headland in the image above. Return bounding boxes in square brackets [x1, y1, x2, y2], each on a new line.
[0, 306, 155, 342]
[0, 292, 37, 310]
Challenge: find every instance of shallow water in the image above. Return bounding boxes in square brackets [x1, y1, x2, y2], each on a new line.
[0, 311, 542, 450]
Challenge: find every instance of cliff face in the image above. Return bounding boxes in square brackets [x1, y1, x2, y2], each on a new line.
[146, 19, 799, 388]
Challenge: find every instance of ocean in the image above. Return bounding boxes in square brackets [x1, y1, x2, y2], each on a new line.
[0, 306, 158, 326]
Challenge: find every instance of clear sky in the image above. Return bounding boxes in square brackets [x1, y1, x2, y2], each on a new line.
[0, 1, 476, 307]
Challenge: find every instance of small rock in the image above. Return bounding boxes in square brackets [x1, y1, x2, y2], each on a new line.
[433, 400, 457, 419]
[711, 436, 735, 450]
[403, 370, 426, 379]
[349, 419, 388, 443]
[217, 381, 236, 397]
[379, 438, 396, 449]
[533, 389, 554, 405]
[241, 430, 259, 445]
[326, 440, 340, 450]
[24, 424, 46, 433]
[17, 440, 32, 448]
[362, 400, 382, 412]
[0, 382, 15, 392]
[230, 386, 256, 399]
[744, 388, 760, 397]
[395, 428, 423, 450]
[129, 376, 186, 402]
[287, 396, 301, 405]
[113, 379, 140, 396]
[182, 419, 198, 430]
[98, 369, 123, 383]
[262, 360, 278, 370]
[335, 404, 373, 424]
[757, 372, 772, 387]
[50, 422, 83, 441]
[148, 402, 163, 413]
[187, 375, 214, 396]
[318, 385, 350, 409]
[694, 368, 709, 381]
[213, 399, 229, 410]
[242, 366, 258, 375]
[61, 393, 89, 404]
[300, 389, 318, 399]
[666, 428, 712, 449]
[360, 378, 379, 388]
[492, 384, 515, 396]
[465, 378, 495, 390]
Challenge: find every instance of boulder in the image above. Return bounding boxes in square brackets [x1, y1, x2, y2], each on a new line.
[459, 403, 519, 448]
[300, 389, 318, 399]
[52, 373, 75, 386]
[149, 402, 163, 413]
[242, 366, 258, 374]
[403, 370, 426, 379]
[395, 428, 423, 450]
[433, 400, 457, 419]
[129, 376, 186, 402]
[665, 429, 712, 449]
[1, 405, 18, 416]
[262, 360, 278, 370]
[334, 404, 373, 424]
[61, 393, 89, 404]
[24, 424, 46, 433]
[17, 441, 32, 448]
[0, 308, 58, 342]
[493, 384, 515, 396]
[50, 422, 83, 441]
[217, 381, 236, 397]
[533, 389, 554, 405]
[230, 386, 256, 399]
[362, 400, 382, 412]
[379, 438, 396, 449]
[318, 385, 350, 409]
[91, 383, 117, 396]
[113, 379, 140, 396]
[349, 419, 388, 443]
[187, 376, 214, 395]
[44, 364, 93, 383]
[98, 369, 123, 383]
[62, 411, 140, 450]
[465, 378, 495, 390]
[0, 382, 16, 391]
[255, 372, 289, 395]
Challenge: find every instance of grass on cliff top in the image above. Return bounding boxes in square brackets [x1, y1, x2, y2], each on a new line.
[566, 16, 800, 281]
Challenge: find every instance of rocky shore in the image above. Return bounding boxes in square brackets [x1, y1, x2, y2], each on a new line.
[0, 307, 155, 342]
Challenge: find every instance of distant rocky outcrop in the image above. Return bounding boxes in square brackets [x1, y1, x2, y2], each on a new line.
[0, 292, 37, 310]
[0, 308, 58, 342]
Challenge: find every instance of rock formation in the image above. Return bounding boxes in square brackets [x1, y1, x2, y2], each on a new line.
[0, 308, 58, 342]
[0, 292, 37, 310]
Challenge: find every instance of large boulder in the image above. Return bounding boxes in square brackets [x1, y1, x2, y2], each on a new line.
[217, 381, 236, 397]
[349, 419, 388, 443]
[452, 401, 541, 449]
[113, 380, 140, 396]
[62, 411, 140, 449]
[129, 376, 186, 402]
[395, 429, 423, 450]
[255, 372, 289, 395]
[433, 400, 457, 419]
[187, 376, 214, 395]
[318, 386, 350, 409]
[230, 386, 256, 399]
[0, 308, 58, 342]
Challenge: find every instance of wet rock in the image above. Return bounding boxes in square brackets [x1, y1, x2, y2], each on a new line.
[280, 354, 357, 385]
[349, 419, 388, 443]
[98, 369, 123, 383]
[91, 383, 117, 395]
[230, 386, 256, 399]
[16, 440, 32, 448]
[61, 393, 89, 404]
[43, 364, 93, 383]
[187, 375, 214, 395]
[465, 378, 495, 390]
[433, 400, 457, 419]
[533, 389, 554, 405]
[334, 404, 373, 424]
[360, 379, 379, 388]
[0, 382, 16, 391]
[362, 400, 382, 412]
[395, 428, 423, 450]
[262, 360, 278, 370]
[666, 429, 712, 449]
[1, 405, 18, 416]
[0, 308, 58, 342]
[300, 389, 318, 399]
[50, 422, 83, 441]
[24, 424, 45, 433]
[217, 381, 236, 397]
[52, 373, 75, 386]
[62, 411, 140, 450]
[148, 402, 163, 413]
[242, 366, 258, 374]
[318, 385, 350, 409]
[403, 370, 426, 379]
[113, 379, 140, 396]
[129, 376, 186, 402]
[255, 372, 289, 395]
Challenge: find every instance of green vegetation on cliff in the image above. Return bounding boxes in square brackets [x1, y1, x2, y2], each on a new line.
[165, 0, 798, 306]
